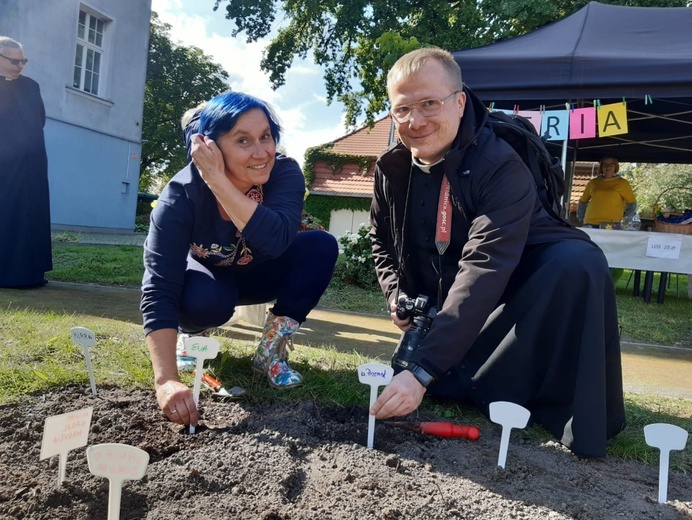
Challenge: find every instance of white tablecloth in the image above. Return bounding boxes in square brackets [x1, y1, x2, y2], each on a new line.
[582, 228, 692, 274]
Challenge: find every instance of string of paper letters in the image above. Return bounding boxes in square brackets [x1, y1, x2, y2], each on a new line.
[492, 101, 629, 142]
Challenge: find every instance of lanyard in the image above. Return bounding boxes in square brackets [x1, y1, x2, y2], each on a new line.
[435, 176, 451, 255]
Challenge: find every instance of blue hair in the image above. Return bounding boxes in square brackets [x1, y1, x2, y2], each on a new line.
[198, 91, 282, 144]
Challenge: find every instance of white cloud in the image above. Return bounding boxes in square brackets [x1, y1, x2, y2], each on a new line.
[151, 0, 348, 166]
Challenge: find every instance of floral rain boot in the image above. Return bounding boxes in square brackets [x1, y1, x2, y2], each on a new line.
[251, 312, 303, 388]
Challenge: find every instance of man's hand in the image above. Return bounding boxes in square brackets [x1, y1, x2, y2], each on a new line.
[389, 301, 411, 331]
[155, 380, 199, 427]
[370, 370, 426, 419]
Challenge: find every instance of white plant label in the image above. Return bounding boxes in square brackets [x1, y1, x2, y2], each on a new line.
[358, 363, 393, 449]
[40, 407, 93, 485]
[87, 443, 150, 520]
[489, 401, 531, 469]
[184, 336, 220, 434]
[71, 326, 97, 396]
[644, 423, 689, 503]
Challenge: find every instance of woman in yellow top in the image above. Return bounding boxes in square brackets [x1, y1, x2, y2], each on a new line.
[577, 157, 637, 228]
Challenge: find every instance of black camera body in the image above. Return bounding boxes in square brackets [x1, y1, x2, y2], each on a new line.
[392, 294, 437, 371]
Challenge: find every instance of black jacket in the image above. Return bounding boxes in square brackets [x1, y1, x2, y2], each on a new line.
[370, 87, 589, 380]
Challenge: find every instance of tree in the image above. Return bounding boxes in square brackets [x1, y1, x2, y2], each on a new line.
[213, 0, 687, 127]
[622, 164, 692, 217]
[139, 13, 229, 193]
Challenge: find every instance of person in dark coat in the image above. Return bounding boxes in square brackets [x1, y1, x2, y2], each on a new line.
[0, 37, 52, 288]
[369, 48, 626, 458]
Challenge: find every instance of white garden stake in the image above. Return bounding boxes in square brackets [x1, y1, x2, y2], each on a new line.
[40, 407, 93, 485]
[87, 443, 149, 520]
[489, 401, 531, 469]
[644, 423, 689, 503]
[70, 327, 97, 396]
[183, 336, 220, 434]
[357, 363, 393, 449]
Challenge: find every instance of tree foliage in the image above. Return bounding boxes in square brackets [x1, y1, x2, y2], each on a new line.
[139, 13, 229, 193]
[213, 0, 687, 127]
[622, 164, 692, 217]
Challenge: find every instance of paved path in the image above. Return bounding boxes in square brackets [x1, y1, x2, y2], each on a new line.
[2, 280, 690, 400]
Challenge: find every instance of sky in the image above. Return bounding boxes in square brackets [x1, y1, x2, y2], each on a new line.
[150, 0, 354, 167]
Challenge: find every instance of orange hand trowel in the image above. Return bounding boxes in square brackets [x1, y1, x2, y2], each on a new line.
[194, 370, 246, 399]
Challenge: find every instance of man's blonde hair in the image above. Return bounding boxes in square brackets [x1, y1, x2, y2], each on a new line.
[387, 47, 463, 93]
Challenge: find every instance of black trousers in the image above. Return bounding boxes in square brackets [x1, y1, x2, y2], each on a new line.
[178, 230, 338, 332]
[427, 239, 626, 458]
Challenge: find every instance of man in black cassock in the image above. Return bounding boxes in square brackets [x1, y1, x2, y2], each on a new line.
[370, 48, 625, 458]
[0, 37, 52, 288]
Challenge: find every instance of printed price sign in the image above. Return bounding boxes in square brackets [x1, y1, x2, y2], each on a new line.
[646, 236, 682, 260]
[40, 407, 93, 485]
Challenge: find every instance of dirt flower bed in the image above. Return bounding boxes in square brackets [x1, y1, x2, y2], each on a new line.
[0, 386, 689, 519]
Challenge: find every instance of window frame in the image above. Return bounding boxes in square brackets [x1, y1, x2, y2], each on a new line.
[72, 5, 112, 98]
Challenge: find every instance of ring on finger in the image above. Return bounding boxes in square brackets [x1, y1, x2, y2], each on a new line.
[170, 409, 177, 414]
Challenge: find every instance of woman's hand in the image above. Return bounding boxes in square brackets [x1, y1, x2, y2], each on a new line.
[155, 379, 199, 426]
[370, 370, 426, 419]
[190, 134, 227, 189]
[146, 329, 199, 427]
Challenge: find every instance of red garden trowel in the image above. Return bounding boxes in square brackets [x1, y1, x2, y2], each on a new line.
[194, 370, 246, 399]
[385, 421, 480, 440]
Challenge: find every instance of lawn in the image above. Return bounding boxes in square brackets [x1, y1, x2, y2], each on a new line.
[48, 243, 692, 347]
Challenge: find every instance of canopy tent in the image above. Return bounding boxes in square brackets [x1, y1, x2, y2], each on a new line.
[452, 2, 692, 164]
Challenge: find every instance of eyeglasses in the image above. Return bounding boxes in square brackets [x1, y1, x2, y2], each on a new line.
[390, 91, 460, 123]
[0, 54, 28, 66]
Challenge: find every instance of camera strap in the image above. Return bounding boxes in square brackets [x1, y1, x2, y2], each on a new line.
[435, 175, 451, 255]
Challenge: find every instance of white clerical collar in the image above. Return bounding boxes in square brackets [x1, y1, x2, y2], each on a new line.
[412, 154, 445, 174]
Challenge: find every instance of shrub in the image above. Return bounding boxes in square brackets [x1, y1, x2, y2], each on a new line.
[337, 224, 379, 289]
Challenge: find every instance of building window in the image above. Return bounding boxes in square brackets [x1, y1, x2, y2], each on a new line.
[73, 9, 106, 96]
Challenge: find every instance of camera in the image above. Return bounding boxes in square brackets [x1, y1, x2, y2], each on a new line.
[391, 294, 437, 371]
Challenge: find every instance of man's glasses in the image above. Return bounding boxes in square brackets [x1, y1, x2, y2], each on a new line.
[0, 54, 29, 66]
[390, 91, 460, 123]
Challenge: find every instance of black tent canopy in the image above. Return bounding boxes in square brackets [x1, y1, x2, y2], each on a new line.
[452, 2, 692, 164]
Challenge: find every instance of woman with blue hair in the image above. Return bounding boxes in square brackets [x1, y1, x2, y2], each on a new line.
[141, 92, 338, 426]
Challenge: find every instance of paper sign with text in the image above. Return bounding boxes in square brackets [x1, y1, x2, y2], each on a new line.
[40, 407, 93, 460]
[87, 443, 149, 481]
[569, 107, 597, 139]
[184, 336, 220, 360]
[646, 236, 683, 260]
[515, 111, 542, 135]
[598, 102, 628, 137]
[540, 110, 569, 141]
[70, 327, 95, 348]
[358, 363, 393, 386]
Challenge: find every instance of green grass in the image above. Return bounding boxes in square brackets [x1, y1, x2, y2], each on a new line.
[48, 245, 692, 346]
[51, 244, 144, 286]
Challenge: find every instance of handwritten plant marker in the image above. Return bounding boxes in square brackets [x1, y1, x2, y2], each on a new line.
[87, 443, 150, 520]
[644, 423, 689, 503]
[40, 407, 93, 485]
[358, 362, 393, 449]
[183, 336, 220, 434]
[489, 401, 531, 469]
[70, 327, 97, 396]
